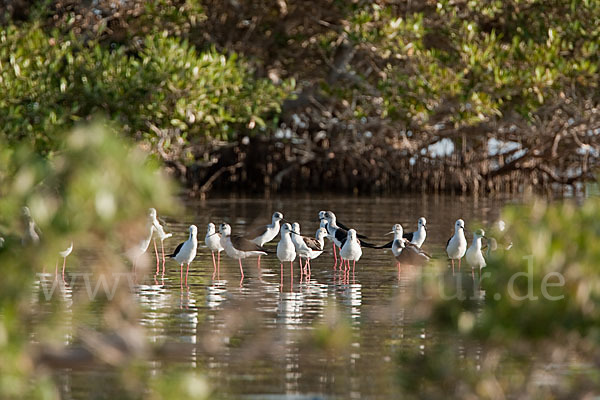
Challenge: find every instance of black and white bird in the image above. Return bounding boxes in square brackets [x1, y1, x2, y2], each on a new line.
[205, 223, 224, 275]
[322, 211, 377, 251]
[379, 217, 427, 250]
[246, 212, 284, 267]
[220, 223, 268, 280]
[446, 219, 467, 273]
[149, 208, 172, 271]
[169, 225, 198, 286]
[386, 224, 430, 268]
[466, 229, 487, 279]
[318, 210, 368, 238]
[339, 229, 362, 271]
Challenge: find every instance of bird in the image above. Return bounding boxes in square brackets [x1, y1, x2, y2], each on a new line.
[290, 222, 324, 277]
[339, 229, 362, 273]
[246, 212, 284, 268]
[220, 223, 268, 282]
[404, 217, 427, 248]
[149, 208, 172, 274]
[168, 225, 198, 287]
[466, 229, 487, 279]
[21, 206, 41, 246]
[386, 224, 430, 269]
[446, 219, 467, 273]
[205, 222, 224, 278]
[133, 223, 155, 273]
[322, 211, 377, 269]
[319, 210, 368, 238]
[379, 217, 427, 249]
[277, 223, 297, 289]
[56, 242, 73, 282]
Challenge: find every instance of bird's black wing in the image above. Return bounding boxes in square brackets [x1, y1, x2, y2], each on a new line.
[446, 236, 452, 248]
[403, 231, 414, 241]
[334, 227, 348, 243]
[169, 242, 184, 257]
[337, 221, 368, 239]
[375, 240, 394, 249]
[358, 239, 378, 248]
[231, 235, 269, 253]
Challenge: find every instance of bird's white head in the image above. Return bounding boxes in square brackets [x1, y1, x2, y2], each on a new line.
[316, 227, 328, 240]
[455, 219, 465, 232]
[474, 229, 485, 238]
[347, 229, 357, 240]
[22, 206, 32, 219]
[387, 224, 403, 237]
[292, 222, 300, 234]
[497, 220, 506, 232]
[281, 223, 292, 235]
[272, 212, 284, 223]
[318, 210, 327, 220]
[319, 219, 328, 229]
[189, 225, 197, 237]
[149, 208, 157, 219]
[219, 223, 231, 236]
[207, 222, 216, 235]
[325, 211, 336, 224]
[418, 217, 427, 228]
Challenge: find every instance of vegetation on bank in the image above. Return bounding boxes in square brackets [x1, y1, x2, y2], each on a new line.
[1, 1, 600, 193]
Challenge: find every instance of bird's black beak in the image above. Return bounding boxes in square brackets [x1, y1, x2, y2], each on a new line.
[282, 219, 290, 224]
[385, 231, 395, 236]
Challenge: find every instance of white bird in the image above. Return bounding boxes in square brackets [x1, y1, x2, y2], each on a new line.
[169, 225, 198, 287]
[404, 217, 427, 248]
[340, 229, 362, 272]
[466, 229, 487, 279]
[205, 222, 224, 277]
[446, 219, 467, 273]
[277, 223, 297, 286]
[290, 222, 325, 276]
[386, 224, 430, 268]
[56, 242, 73, 282]
[220, 223, 268, 281]
[133, 223, 155, 273]
[246, 211, 284, 267]
[149, 208, 172, 273]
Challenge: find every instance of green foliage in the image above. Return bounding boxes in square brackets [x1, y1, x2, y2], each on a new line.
[397, 196, 600, 398]
[0, 24, 293, 155]
[0, 123, 186, 399]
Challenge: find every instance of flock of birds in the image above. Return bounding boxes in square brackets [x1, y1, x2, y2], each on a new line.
[157, 209, 504, 285]
[8, 206, 507, 285]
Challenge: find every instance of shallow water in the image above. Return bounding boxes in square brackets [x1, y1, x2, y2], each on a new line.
[40, 194, 518, 399]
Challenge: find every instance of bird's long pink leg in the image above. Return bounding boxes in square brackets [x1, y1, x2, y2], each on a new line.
[332, 243, 338, 269]
[180, 263, 183, 288]
[185, 263, 190, 287]
[458, 259, 462, 272]
[299, 258, 304, 282]
[211, 252, 217, 276]
[280, 263, 283, 292]
[239, 259, 244, 279]
[290, 261, 294, 291]
[62, 257, 67, 284]
[217, 251, 221, 280]
[451, 259, 455, 274]
[161, 240, 166, 273]
[153, 239, 160, 274]
[257, 255, 261, 270]
[352, 260, 356, 284]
